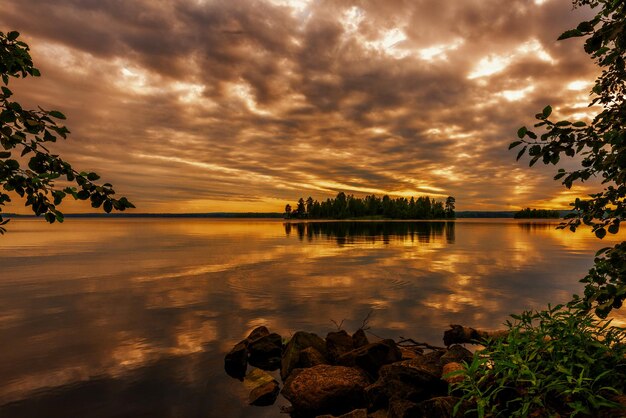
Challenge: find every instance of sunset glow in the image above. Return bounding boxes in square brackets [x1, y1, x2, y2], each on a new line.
[0, 0, 598, 213]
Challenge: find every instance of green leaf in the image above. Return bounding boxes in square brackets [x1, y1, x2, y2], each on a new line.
[87, 172, 100, 181]
[48, 110, 66, 120]
[558, 29, 583, 40]
[608, 224, 619, 234]
[573, 121, 587, 127]
[509, 141, 522, 150]
[1, 86, 12, 97]
[516, 146, 527, 161]
[542, 105, 552, 118]
[0, 151, 10, 158]
[7, 31, 19, 41]
[517, 127, 527, 139]
[595, 228, 607, 239]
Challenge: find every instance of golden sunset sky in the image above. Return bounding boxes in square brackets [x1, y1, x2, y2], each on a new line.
[1, 0, 599, 213]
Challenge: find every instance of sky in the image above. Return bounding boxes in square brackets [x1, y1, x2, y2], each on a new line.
[1, 0, 600, 213]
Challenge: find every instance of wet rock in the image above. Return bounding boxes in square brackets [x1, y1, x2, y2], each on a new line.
[337, 339, 402, 378]
[327, 330, 355, 361]
[352, 329, 369, 348]
[299, 347, 328, 368]
[316, 408, 368, 418]
[225, 340, 248, 380]
[367, 410, 388, 418]
[442, 362, 465, 385]
[282, 331, 327, 380]
[248, 333, 283, 370]
[417, 396, 459, 417]
[282, 364, 370, 416]
[249, 381, 280, 406]
[388, 399, 420, 418]
[408, 350, 445, 377]
[399, 346, 422, 360]
[247, 326, 270, 342]
[366, 356, 447, 409]
[440, 345, 473, 365]
[244, 369, 280, 406]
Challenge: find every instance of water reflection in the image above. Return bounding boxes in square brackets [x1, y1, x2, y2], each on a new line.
[0, 218, 624, 417]
[284, 221, 455, 245]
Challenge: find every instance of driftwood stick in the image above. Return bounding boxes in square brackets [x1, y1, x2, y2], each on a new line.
[397, 336, 445, 351]
[443, 325, 509, 346]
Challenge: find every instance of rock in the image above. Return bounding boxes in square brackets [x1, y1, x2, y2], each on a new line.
[327, 330, 355, 361]
[249, 381, 280, 406]
[281, 331, 327, 380]
[224, 340, 248, 380]
[399, 346, 422, 360]
[367, 410, 388, 418]
[244, 369, 280, 406]
[417, 396, 459, 417]
[408, 350, 445, 377]
[388, 399, 420, 418]
[440, 345, 473, 365]
[282, 364, 370, 416]
[442, 362, 465, 385]
[316, 409, 368, 418]
[366, 356, 447, 409]
[299, 346, 328, 368]
[352, 329, 369, 348]
[247, 326, 270, 342]
[248, 332, 282, 370]
[337, 339, 402, 378]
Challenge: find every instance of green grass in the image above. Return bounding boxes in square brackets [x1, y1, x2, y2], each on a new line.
[450, 304, 626, 417]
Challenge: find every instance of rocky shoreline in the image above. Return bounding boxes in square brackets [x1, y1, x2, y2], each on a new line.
[224, 326, 473, 417]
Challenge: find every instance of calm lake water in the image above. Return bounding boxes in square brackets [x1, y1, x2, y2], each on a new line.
[0, 218, 624, 417]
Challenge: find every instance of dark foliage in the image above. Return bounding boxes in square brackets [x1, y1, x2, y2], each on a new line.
[513, 208, 561, 219]
[510, 0, 626, 317]
[0, 31, 133, 234]
[284, 192, 455, 220]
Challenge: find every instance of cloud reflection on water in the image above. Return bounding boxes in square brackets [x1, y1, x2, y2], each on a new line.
[0, 218, 624, 417]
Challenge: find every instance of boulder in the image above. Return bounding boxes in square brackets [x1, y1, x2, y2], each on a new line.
[248, 332, 282, 370]
[352, 329, 369, 348]
[282, 364, 370, 416]
[440, 345, 473, 365]
[417, 396, 460, 417]
[366, 356, 447, 409]
[224, 340, 248, 380]
[299, 346, 328, 368]
[326, 330, 355, 361]
[247, 326, 270, 342]
[244, 368, 280, 406]
[442, 362, 465, 385]
[388, 399, 420, 418]
[281, 331, 327, 380]
[249, 381, 280, 406]
[407, 350, 445, 377]
[399, 346, 422, 360]
[337, 339, 402, 378]
[316, 409, 368, 418]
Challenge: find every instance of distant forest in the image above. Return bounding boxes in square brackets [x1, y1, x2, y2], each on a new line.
[284, 192, 455, 220]
[514, 208, 561, 219]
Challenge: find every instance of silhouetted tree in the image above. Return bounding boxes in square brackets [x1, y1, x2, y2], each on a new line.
[511, 0, 626, 316]
[0, 31, 133, 234]
[284, 193, 454, 220]
[284, 204, 292, 219]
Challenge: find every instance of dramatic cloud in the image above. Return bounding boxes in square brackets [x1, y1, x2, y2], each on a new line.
[0, 0, 600, 212]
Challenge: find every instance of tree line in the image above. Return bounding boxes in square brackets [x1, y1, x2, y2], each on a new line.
[284, 192, 455, 220]
[514, 208, 561, 219]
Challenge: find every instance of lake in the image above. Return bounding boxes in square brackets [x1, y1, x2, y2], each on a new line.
[0, 218, 624, 417]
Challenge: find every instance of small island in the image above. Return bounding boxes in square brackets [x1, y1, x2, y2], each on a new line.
[514, 208, 561, 219]
[284, 192, 456, 220]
